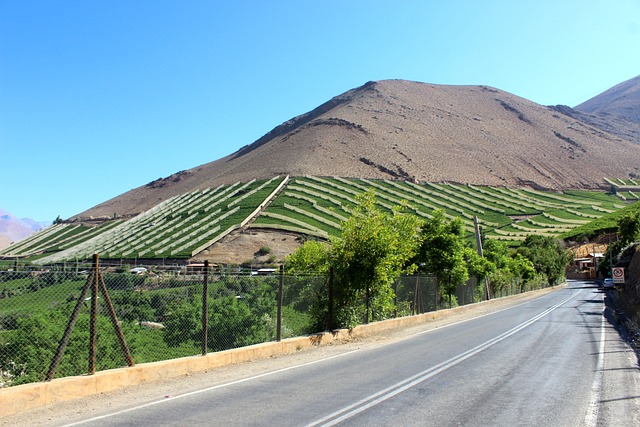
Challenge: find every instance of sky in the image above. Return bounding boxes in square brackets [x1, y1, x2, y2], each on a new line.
[1, 1, 639, 223]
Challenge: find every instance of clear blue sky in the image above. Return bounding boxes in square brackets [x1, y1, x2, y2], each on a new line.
[1, 0, 639, 222]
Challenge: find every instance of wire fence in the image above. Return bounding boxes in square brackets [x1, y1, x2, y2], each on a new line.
[1, 257, 535, 388]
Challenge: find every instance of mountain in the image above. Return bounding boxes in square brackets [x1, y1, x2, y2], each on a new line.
[554, 74, 640, 143]
[73, 79, 640, 220]
[0, 209, 49, 250]
[575, 74, 640, 122]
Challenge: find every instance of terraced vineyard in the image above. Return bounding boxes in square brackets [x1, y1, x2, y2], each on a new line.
[2, 176, 634, 264]
[3, 177, 289, 264]
[255, 177, 630, 243]
[604, 177, 640, 201]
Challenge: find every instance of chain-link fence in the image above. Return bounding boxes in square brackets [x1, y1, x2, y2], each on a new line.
[0, 258, 536, 388]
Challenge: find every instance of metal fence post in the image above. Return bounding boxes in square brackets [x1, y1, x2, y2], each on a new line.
[88, 254, 99, 375]
[413, 273, 419, 315]
[202, 260, 209, 355]
[327, 267, 334, 331]
[277, 264, 284, 341]
[393, 279, 398, 318]
[45, 269, 93, 381]
[97, 270, 135, 366]
[365, 286, 370, 324]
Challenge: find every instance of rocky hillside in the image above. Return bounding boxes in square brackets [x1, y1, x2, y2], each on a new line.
[576, 74, 640, 123]
[73, 79, 640, 220]
[566, 74, 640, 142]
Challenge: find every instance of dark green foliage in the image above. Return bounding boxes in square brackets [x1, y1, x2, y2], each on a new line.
[2, 307, 137, 385]
[103, 273, 146, 290]
[598, 211, 640, 276]
[163, 281, 277, 351]
[109, 291, 155, 323]
[414, 210, 469, 307]
[517, 235, 569, 286]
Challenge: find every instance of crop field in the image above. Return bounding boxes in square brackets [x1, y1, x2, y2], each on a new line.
[255, 178, 631, 244]
[3, 177, 289, 264]
[1, 176, 635, 263]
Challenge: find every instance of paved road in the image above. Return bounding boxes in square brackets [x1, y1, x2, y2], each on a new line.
[60, 281, 639, 426]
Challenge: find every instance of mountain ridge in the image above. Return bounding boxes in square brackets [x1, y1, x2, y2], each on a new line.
[72, 79, 640, 220]
[0, 209, 49, 250]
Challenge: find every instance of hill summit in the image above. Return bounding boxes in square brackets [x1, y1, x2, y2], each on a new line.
[75, 79, 640, 220]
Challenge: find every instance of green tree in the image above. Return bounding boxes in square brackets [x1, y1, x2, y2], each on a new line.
[618, 211, 640, 245]
[509, 253, 537, 292]
[328, 191, 422, 327]
[517, 235, 569, 287]
[414, 210, 468, 307]
[163, 281, 277, 352]
[599, 211, 640, 276]
[464, 246, 495, 300]
[284, 240, 329, 273]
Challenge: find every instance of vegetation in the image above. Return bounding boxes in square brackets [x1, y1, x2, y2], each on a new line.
[413, 210, 470, 307]
[285, 195, 570, 329]
[597, 210, 640, 278]
[328, 191, 422, 327]
[0, 273, 317, 387]
[3, 177, 632, 264]
[3, 173, 639, 390]
[561, 201, 640, 242]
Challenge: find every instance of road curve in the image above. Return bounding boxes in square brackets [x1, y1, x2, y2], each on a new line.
[26, 281, 640, 426]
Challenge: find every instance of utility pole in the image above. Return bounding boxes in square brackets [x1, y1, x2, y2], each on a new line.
[474, 216, 489, 300]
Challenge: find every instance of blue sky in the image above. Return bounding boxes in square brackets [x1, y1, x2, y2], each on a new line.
[1, 1, 639, 223]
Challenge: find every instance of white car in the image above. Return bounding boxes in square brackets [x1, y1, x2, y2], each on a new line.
[603, 278, 615, 289]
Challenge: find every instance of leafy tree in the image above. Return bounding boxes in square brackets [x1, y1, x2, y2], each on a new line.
[110, 291, 155, 323]
[464, 245, 495, 300]
[163, 281, 277, 351]
[599, 211, 640, 276]
[618, 211, 640, 245]
[328, 191, 422, 327]
[285, 240, 330, 273]
[517, 235, 569, 286]
[414, 210, 468, 307]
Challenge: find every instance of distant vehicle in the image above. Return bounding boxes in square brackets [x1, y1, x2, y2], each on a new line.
[602, 278, 615, 289]
[130, 267, 148, 275]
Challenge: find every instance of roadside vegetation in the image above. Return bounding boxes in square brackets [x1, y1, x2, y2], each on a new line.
[286, 191, 568, 329]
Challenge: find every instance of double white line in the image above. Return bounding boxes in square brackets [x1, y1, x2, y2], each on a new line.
[306, 292, 579, 427]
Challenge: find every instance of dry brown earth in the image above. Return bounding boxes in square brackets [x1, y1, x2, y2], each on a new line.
[73, 80, 640, 221]
[195, 230, 303, 265]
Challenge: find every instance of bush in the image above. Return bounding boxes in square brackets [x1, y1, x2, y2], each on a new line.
[103, 273, 146, 290]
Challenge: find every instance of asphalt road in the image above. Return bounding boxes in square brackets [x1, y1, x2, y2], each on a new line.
[48, 281, 640, 426]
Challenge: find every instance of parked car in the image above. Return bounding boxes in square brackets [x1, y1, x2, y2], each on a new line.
[602, 278, 615, 289]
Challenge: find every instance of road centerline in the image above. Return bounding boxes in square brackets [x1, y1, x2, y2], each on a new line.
[306, 291, 580, 427]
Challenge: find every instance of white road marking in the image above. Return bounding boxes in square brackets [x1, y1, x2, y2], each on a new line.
[305, 292, 580, 427]
[584, 292, 605, 427]
[62, 350, 359, 426]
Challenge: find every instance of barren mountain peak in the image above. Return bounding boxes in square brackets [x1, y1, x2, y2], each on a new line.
[73, 79, 640, 220]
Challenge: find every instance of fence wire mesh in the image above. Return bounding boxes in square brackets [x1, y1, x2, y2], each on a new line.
[0, 262, 533, 388]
